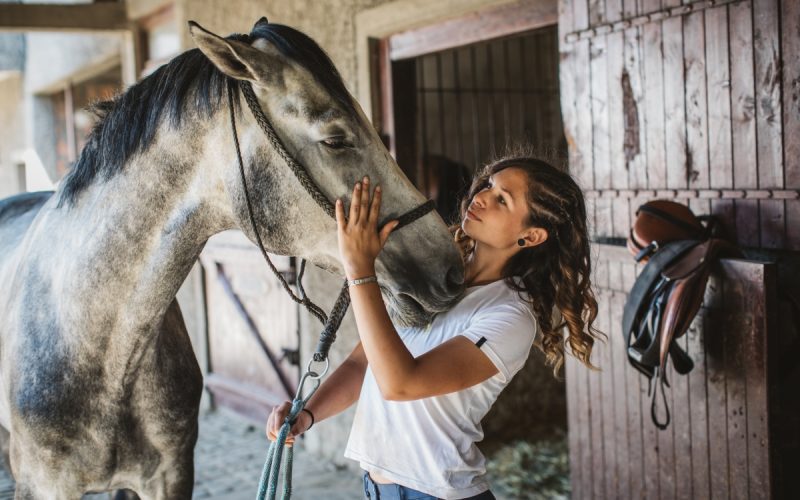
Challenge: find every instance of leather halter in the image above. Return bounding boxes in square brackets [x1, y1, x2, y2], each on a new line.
[228, 79, 435, 363]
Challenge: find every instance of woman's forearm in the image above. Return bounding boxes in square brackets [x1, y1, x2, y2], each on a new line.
[303, 356, 367, 423]
[348, 280, 416, 399]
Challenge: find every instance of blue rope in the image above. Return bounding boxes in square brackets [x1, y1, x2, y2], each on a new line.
[256, 366, 324, 500]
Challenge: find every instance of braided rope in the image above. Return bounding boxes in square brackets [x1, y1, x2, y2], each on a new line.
[240, 81, 335, 218]
[230, 82, 329, 326]
[233, 75, 436, 500]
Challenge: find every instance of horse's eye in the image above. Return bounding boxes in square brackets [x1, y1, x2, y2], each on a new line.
[321, 137, 349, 149]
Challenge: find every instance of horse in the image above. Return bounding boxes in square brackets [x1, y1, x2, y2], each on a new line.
[0, 18, 464, 499]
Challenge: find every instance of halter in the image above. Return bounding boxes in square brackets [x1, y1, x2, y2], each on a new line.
[227, 79, 435, 366]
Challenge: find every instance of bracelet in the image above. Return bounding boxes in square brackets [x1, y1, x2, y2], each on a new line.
[302, 408, 315, 430]
[347, 275, 377, 287]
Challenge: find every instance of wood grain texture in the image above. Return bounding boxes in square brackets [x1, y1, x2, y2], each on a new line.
[663, 15, 687, 190]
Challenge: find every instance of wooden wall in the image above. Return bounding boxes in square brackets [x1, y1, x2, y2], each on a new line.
[558, 0, 798, 497]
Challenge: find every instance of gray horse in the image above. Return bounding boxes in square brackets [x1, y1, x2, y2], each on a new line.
[0, 18, 463, 499]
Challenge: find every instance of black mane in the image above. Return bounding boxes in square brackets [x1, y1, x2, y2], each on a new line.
[58, 23, 354, 207]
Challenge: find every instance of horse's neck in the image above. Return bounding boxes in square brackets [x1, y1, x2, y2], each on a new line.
[43, 120, 234, 356]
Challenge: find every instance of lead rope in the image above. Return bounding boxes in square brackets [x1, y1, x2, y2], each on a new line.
[228, 80, 435, 499]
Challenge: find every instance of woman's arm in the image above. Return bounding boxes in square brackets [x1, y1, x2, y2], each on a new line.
[349, 283, 498, 401]
[336, 177, 498, 401]
[266, 341, 367, 444]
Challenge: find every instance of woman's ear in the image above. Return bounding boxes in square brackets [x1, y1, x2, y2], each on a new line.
[521, 227, 548, 248]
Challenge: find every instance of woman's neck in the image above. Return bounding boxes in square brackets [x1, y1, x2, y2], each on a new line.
[464, 242, 510, 286]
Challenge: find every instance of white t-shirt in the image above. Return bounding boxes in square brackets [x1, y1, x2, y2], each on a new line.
[343, 277, 539, 499]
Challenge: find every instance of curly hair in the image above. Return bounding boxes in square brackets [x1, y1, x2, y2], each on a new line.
[453, 153, 604, 377]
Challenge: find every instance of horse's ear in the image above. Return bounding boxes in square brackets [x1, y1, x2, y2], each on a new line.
[253, 17, 269, 30]
[188, 21, 268, 84]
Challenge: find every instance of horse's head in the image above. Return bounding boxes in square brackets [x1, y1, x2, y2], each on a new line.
[190, 19, 464, 325]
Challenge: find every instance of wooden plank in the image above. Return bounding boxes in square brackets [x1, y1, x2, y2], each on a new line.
[624, 265, 646, 500]
[663, 15, 687, 190]
[608, 31, 629, 239]
[591, 34, 614, 240]
[611, 289, 631, 498]
[724, 260, 775, 499]
[574, 37, 595, 233]
[683, 11, 709, 191]
[706, 281, 731, 499]
[575, 326, 595, 498]
[657, 319, 677, 500]
[565, 355, 583, 498]
[559, 0, 580, 477]
[0, 2, 128, 32]
[706, 6, 733, 190]
[643, 20, 666, 189]
[753, 0, 785, 248]
[688, 308, 711, 500]
[589, 0, 607, 27]
[783, 0, 800, 191]
[672, 333, 693, 500]
[591, 287, 610, 499]
[597, 284, 616, 500]
[624, 26, 647, 190]
[724, 264, 752, 500]
[388, 0, 557, 60]
[729, 0, 760, 248]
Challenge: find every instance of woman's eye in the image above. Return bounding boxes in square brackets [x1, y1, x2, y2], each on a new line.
[497, 195, 506, 205]
[321, 137, 349, 149]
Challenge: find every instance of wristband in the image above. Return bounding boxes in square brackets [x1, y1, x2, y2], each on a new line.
[347, 275, 377, 287]
[301, 408, 315, 430]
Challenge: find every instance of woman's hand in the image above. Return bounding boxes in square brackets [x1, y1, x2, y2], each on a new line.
[335, 176, 398, 279]
[266, 401, 312, 447]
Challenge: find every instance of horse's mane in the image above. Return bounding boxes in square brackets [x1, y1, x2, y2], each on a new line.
[58, 23, 355, 207]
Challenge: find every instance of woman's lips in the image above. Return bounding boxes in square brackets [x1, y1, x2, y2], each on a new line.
[466, 208, 482, 222]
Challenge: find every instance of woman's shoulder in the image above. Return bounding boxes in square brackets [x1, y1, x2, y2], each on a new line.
[467, 278, 537, 325]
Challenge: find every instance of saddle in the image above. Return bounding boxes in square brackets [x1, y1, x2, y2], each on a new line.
[622, 200, 742, 430]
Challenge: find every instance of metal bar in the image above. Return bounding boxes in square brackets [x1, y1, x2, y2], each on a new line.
[518, 36, 527, 140]
[215, 263, 296, 400]
[502, 39, 511, 144]
[436, 52, 447, 156]
[584, 189, 800, 199]
[453, 48, 464, 164]
[418, 57, 428, 191]
[470, 45, 481, 164]
[564, 0, 747, 43]
[486, 43, 496, 156]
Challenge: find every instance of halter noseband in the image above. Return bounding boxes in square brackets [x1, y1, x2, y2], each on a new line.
[228, 79, 435, 364]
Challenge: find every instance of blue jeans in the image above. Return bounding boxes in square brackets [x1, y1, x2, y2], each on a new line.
[362, 471, 496, 500]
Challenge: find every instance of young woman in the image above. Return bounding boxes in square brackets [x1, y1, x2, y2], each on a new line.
[266, 155, 602, 500]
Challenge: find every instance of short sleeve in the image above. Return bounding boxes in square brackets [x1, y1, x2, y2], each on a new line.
[458, 303, 538, 383]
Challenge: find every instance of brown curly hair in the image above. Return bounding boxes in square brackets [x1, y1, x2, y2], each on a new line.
[453, 153, 604, 377]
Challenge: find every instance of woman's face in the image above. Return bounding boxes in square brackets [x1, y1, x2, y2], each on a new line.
[462, 167, 545, 249]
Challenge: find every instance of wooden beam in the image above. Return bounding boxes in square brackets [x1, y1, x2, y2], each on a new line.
[0, 3, 129, 32]
[388, 0, 558, 60]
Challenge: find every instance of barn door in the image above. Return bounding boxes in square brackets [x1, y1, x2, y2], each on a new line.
[558, 0, 799, 497]
[199, 231, 300, 423]
[372, 0, 562, 189]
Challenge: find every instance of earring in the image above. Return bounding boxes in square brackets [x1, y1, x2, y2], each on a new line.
[518, 238, 525, 247]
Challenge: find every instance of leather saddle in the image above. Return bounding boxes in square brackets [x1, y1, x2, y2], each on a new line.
[622, 201, 741, 430]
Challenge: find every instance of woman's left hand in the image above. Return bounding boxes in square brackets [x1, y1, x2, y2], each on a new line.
[335, 176, 398, 279]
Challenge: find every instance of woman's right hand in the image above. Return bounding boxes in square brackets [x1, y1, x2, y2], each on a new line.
[266, 401, 312, 447]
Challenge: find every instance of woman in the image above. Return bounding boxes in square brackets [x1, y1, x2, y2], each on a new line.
[267, 154, 602, 499]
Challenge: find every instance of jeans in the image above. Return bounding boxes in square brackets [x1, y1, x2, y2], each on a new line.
[362, 471, 496, 500]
